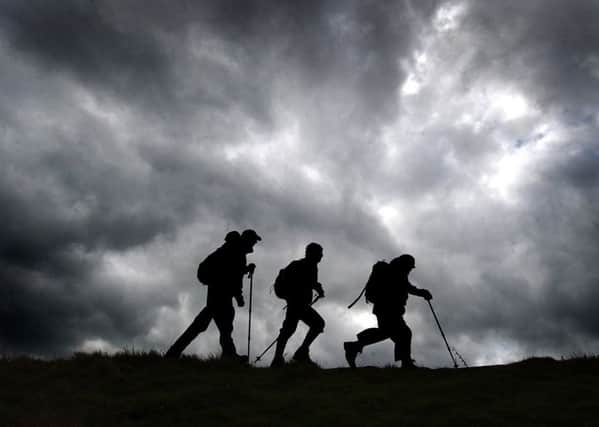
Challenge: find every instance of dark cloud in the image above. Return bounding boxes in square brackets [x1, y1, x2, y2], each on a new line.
[0, 1, 171, 101]
[461, 0, 599, 115]
[1, 0, 599, 365]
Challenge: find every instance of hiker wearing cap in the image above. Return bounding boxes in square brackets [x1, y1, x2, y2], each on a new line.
[344, 254, 432, 369]
[270, 242, 326, 367]
[164, 229, 261, 361]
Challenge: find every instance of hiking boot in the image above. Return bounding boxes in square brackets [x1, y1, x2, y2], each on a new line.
[401, 359, 418, 369]
[292, 348, 317, 366]
[344, 342, 360, 368]
[270, 355, 285, 368]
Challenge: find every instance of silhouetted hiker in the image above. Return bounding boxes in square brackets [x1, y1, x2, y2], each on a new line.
[164, 229, 261, 362]
[344, 254, 432, 369]
[270, 242, 326, 367]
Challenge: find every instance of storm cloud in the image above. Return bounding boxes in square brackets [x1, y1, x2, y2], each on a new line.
[1, 0, 598, 367]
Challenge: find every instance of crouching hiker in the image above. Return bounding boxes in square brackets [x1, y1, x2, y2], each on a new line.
[344, 254, 432, 369]
[270, 242, 326, 367]
[165, 229, 261, 362]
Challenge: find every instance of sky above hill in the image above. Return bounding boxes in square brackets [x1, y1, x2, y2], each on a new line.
[2, 0, 599, 367]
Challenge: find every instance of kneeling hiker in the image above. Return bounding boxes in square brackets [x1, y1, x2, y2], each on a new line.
[344, 254, 432, 368]
[271, 243, 326, 367]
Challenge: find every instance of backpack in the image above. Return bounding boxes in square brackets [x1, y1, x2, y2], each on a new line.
[347, 260, 389, 309]
[273, 265, 292, 300]
[196, 249, 222, 286]
[364, 261, 390, 304]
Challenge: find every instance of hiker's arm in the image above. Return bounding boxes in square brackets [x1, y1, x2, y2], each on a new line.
[235, 261, 254, 306]
[234, 273, 245, 307]
[313, 282, 325, 298]
[234, 281, 245, 306]
[408, 283, 432, 300]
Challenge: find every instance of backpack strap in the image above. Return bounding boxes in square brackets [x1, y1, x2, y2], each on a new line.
[348, 260, 388, 309]
[347, 285, 367, 309]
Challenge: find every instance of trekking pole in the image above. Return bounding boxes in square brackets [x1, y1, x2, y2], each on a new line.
[427, 300, 458, 369]
[253, 333, 278, 364]
[247, 272, 254, 362]
[254, 295, 322, 364]
[452, 347, 468, 368]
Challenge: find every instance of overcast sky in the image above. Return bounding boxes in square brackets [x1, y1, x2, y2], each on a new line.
[1, 0, 599, 368]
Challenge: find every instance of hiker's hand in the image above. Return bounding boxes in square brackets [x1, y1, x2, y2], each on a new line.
[236, 295, 245, 307]
[421, 289, 432, 301]
[315, 283, 325, 298]
[247, 263, 256, 275]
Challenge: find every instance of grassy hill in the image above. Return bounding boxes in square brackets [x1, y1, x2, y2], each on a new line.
[1, 352, 598, 426]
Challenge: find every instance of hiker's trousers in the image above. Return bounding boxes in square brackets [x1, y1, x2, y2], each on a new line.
[274, 304, 325, 356]
[166, 289, 237, 357]
[356, 311, 412, 362]
[279, 304, 325, 339]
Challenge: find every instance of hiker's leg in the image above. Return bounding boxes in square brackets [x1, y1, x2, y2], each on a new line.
[355, 327, 389, 350]
[343, 314, 389, 367]
[296, 307, 325, 354]
[390, 318, 412, 363]
[214, 302, 237, 357]
[352, 312, 394, 351]
[165, 306, 213, 357]
[273, 307, 300, 360]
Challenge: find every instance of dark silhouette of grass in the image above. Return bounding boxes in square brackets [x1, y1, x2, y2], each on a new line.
[1, 352, 598, 426]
